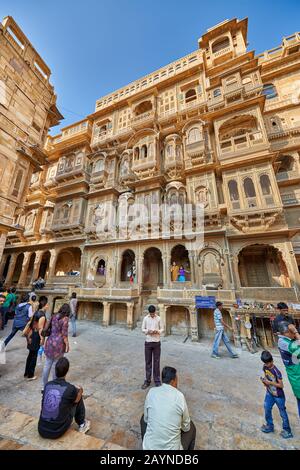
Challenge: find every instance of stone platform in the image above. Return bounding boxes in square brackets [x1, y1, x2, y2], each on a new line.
[1, 321, 300, 450]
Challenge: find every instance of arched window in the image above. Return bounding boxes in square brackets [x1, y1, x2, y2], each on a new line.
[166, 144, 174, 157]
[244, 178, 256, 198]
[278, 155, 294, 172]
[135, 101, 152, 116]
[96, 259, 106, 275]
[12, 169, 23, 197]
[185, 89, 197, 103]
[94, 159, 105, 172]
[212, 36, 230, 54]
[262, 83, 277, 100]
[228, 180, 239, 201]
[99, 124, 107, 134]
[62, 203, 71, 220]
[188, 127, 201, 144]
[141, 145, 148, 159]
[134, 147, 140, 160]
[260, 174, 272, 195]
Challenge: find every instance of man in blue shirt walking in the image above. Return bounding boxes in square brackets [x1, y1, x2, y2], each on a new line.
[211, 301, 238, 359]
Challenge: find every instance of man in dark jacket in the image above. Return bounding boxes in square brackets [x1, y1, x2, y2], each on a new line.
[2, 294, 32, 349]
[272, 303, 295, 335]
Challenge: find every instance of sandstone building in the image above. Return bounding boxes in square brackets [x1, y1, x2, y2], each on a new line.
[0, 16, 62, 260]
[1, 18, 300, 340]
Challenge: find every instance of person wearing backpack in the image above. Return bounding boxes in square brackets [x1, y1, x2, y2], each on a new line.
[2, 294, 33, 348]
[24, 297, 48, 381]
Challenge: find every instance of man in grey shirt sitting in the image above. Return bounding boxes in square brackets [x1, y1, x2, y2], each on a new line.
[140, 366, 196, 450]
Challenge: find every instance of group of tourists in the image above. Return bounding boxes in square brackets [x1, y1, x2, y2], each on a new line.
[1, 285, 300, 449]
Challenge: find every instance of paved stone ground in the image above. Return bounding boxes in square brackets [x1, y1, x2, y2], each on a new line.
[1, 320, 300, 450]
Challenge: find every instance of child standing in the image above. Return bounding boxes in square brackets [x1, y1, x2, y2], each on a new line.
[260, 350, 293, 439]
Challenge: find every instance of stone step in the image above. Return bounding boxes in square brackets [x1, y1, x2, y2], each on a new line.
[0, 405, 127, 451]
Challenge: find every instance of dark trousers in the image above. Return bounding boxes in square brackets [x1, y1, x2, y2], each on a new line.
[25, 349, 38, 378]
[145, 341, 161, 384]
[72, 398, 86, 427]
[4, 325, 24, 346]
[140, 415, 196, 450]
[0, 307, 9, 329]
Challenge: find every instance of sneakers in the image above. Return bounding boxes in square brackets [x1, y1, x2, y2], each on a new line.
[72, 334, 77, 338]
[211, 354, 221, 359]
[280, 430, 293, 439]
[27, 376, 37, 382]
[141, 382, 150, 390]
[261, 424, 274, 433]
[155, 382, 161, 387]
[79, 420, 91, 434]
[231, 354, 239, 359]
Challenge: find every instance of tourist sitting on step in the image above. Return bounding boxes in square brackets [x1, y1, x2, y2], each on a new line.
[140, 366, 196, 450]
[38, 357, 90, 439]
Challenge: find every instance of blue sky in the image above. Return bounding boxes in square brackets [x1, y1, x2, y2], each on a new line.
[1, 0, 300, 134]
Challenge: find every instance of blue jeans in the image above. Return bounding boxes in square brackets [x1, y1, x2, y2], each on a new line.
[70, 316, 76, 336]
[212, 329, 235, 357]
[264, 392, 291, 432]
[4, 325, 24, 346]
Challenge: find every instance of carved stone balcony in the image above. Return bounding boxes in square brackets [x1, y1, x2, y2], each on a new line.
[90, 170, 108, 190]
[131, 111, 155, 130]
[207, 94, 225, 111]
[132, 156, 157, 178]
[229, 206, 283, 233]
[164, 154, 183, 179]
[92, 129, 113, 146]
[281, 192, 300, 206]
[276, 170, 300, 183]
[179, 97, 206, 113]
[219, 131, 266, 159]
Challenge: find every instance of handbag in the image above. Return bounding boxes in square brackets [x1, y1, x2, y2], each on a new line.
[41, 317, 52, 338]
[22, 318, 33, 337]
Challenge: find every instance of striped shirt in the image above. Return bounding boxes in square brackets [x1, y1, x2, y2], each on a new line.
[213, 308, 223, 330]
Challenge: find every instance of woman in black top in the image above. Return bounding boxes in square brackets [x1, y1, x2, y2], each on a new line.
[24, 296, 48, 381]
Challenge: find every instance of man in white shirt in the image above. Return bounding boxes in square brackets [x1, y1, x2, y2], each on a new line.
[141, 366, 196, 450]
[141, 305, 163, 389]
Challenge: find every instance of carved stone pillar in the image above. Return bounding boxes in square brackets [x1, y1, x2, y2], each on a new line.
[164, 248, 171, 287]
[5, 254, 18, 285]
[18, 252, 32, 287]
[230, 310, 241, 348]
[162, 254, 168, 288]
[239, 313, 248, 351]
[0, 253, 9, 279]
[158, 303, 167, 337]
[189, 252, 197, 287]
[114, 255, 121, 286]
[0, 232, 7, 264]
[126, 302, 134, 330]
[189, 306, 199, 341]
[136, 254, 143, 287]
[48, 249, 58, 280]
[80, 249, 88, 287]
[30, 251, 44, 284]
[231, 254, 241, 289]
[102, 301, 111, 327]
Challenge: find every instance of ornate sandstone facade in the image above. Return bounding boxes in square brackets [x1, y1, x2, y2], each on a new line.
[0, 17, 62, 260]
[1, 18, 300, 340]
